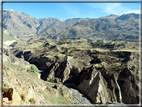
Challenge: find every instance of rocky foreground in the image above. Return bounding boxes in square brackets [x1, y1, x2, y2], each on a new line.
[3, 49, 96, 105]
[2, 37, 140, 106]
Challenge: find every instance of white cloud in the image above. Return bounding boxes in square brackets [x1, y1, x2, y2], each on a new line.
[123, 10, 140, 14]
[87, 3, 140, 15]
[103, 3, 127, 14]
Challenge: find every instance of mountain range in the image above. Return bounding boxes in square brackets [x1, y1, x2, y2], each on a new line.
[1, 9, 140, 41]
[2, 9, 140, 105]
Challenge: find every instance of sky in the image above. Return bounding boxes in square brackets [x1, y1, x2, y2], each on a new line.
[3, 2, 140, 20]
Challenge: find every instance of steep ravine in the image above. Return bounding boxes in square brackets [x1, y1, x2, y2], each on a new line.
[10, 47, 140, 104]
[3, 47, 94, 105]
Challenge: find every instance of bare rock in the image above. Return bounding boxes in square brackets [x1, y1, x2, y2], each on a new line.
[3, 87, 13, 101]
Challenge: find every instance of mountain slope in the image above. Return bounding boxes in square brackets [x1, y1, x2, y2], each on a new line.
[2, 10, 87, 37]
[2, 9, 39, 36]
[3, 41, 93, 105]
[36, 17, 63, 34]
[1, 10, 140, 41]
[2, 10, 62, 37]
[39, 18, 86, 35]
[58, 13, 139, 41]
[115, 13, 139, 20]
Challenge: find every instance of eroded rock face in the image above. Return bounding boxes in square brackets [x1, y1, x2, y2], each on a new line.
[10, 46, 140, 104]
[77, 67, 139, 104]
[78, 71, 121, 104]
[27, 54, 139, 104]
[3, 48, 76, 104]
[70, 88, 92, 104]
[118, 68, 139, 104]
[29, 56, 56, 70]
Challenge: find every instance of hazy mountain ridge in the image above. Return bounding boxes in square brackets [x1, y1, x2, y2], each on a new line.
[100, 14, 119, 20]
[58, 13, 139, 41]
[2, 10, 140, 105]
[1, 9, 140, 41]
[1, 10, 88, 37]
[36, 17, 63, 34]
[115, 13, 139, 20]
[39, 18, 87, 35]
[2, 10, 39, 36]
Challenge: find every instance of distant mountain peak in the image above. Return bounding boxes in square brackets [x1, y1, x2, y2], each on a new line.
[108, 14, 117, 16]
[59, 19, 64, 22]
[116, 13, 139, 20]
[9, 9, 15, 11]
[3, 9, 17, 12]
[1, 9, 139, 41]
[124, 13, 139, 15]
[100, 14, 119, 19]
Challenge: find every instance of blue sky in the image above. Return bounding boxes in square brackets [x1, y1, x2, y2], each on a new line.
[3, 2, 140, 20]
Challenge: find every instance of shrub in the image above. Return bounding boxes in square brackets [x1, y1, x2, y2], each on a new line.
[29, 98, 37, 104]
[57, 41, 66, 45]
[131, 65, 135, 70]
[27, 68, 34, 73]
[2, 87, 10, 92]
[136, 70, 139, 74]
[120, 52, 125, 57]
[20, 93, 27, 101]
[102, 64, 105, 69]
[110, 48, 114, 51]
[87, 39, 93, 43]
[31, 65, 37, 70]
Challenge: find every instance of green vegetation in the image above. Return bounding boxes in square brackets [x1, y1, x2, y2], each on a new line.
[93, 69, 98, 75]
[3, 54, 74, 104]
[29, 98, 37, 104]
[57, 40, 70, 45]
[55, 54, 59, 56]
[102, 64, 105, 69]
[38, 86, 73, 104]
[3, 61, 24, 71]
[120, 52, 125, 57]
[3, 32, 14, 41]
[89, 40, 127, 51]
[52, 50, 58, 53]
[131, 65, 135, 70]
[94, 64, 103, 69]
[31, 64, 39, 72]
[84, 65, 92, 70]
[112, 63, 121, 67]
[136, 70, 139, 74]
[3, 87, 11, 92]
[26, 65, 39, 78]
[3, 31, 139, 104]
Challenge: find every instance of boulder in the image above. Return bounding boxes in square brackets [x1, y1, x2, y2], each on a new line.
[3, 87, 13, 101]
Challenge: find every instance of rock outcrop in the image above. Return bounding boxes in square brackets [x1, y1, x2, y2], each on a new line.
[3, 47, 94, 105]
[8, 37, 140, 105]
[14, 48, 139, 104]
[3, 87, 13, 101]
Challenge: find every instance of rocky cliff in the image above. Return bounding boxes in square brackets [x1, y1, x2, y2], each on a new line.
[3, 45, 94, 105]
[9, 37, 140, 105]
